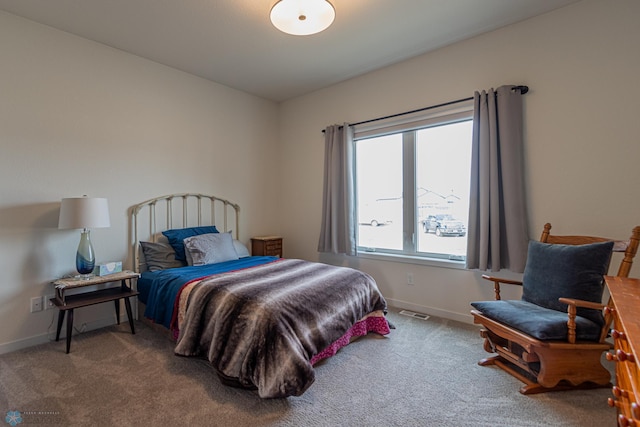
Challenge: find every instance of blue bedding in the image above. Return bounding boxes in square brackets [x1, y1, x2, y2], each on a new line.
[138, 256, 278, 328]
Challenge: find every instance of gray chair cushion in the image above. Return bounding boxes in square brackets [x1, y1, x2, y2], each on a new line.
[471, 300, 602, 341]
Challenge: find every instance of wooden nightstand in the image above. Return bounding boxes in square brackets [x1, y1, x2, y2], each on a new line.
[52, 271, 140, 353]
[251, 236, 283, 257]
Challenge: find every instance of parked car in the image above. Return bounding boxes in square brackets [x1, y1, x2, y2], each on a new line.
[358, 204, 392, 227]
[358, 216, 391, 227]
[421, 214, 466, 236]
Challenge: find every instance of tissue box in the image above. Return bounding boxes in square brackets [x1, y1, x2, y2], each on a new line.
[93, 261, 122, 276]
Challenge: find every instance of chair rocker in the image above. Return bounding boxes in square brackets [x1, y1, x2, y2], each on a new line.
[471, 223, 640, 395]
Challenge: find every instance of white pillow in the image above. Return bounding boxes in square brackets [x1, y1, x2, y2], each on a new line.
[233, 240, 250, 258]
[183, 232, 239, 266]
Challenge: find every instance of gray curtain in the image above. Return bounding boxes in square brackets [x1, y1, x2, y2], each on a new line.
[466, 85, 529, 272]
[317, 124, 356, 255]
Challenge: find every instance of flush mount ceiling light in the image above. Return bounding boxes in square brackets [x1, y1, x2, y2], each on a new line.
[270, 0, 335, 36]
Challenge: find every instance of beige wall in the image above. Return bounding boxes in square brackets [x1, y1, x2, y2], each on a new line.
[2, 0, 639, 352]
[277, 0, 640, 321]
[0, 11, 280, 352]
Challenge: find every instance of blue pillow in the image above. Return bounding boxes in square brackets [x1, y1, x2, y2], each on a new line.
[162, 226, 219, 262]
[521, 240, 613, 326]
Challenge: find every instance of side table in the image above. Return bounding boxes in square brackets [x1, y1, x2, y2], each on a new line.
[52, 271, 140, 353]
[251, 236, 283, 257]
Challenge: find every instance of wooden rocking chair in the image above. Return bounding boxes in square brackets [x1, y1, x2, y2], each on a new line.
[471, 223, 640, 394]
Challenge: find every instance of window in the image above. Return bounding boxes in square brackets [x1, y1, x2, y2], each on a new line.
[354, 102, 473, 262]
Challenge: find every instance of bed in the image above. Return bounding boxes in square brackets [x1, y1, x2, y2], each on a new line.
[131, 193, 390, 398]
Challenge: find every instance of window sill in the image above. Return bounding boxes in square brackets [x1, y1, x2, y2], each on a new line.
[356, 251, 467, 270]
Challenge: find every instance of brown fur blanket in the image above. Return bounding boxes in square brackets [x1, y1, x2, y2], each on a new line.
[174, 258, 387, 398]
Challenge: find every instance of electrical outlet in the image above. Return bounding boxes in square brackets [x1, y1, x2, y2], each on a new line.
[30, 296, 43, 313]
[45, 294, 55, 310]
[407, 273, 415, 285]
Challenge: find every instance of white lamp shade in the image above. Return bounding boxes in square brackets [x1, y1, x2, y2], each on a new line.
[270, 0, 335, 36]
[58, 197, 111, 229]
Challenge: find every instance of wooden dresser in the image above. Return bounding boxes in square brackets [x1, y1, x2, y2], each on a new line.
[606, 275, 640, 426]
[251, 236, 283, 257]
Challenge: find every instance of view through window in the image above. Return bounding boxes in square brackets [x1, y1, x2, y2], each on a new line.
[355, 115, 472, 261]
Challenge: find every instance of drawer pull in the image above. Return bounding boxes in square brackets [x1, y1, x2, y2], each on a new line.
[618, 414, 637, 427]
[617, 350, 636, 363]
[613, 386, 629, 398]
[632, 403, 640, 420]
[607, 350, 636, 363]
[609, 397, 622, 408]
[612, 329, 627, 340]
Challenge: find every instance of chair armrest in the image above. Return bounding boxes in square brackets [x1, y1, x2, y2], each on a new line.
[558, 297, 607, 344]
[558, 297, 605, 311]
[481, 275, 523, 300]
[481, 275, 523, 286]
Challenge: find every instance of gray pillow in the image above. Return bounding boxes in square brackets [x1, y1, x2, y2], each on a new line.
[184, 232, 239, 266]
[140, 241, 186, 272]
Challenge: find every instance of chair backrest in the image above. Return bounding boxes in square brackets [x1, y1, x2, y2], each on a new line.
[540, 223, 640, 278]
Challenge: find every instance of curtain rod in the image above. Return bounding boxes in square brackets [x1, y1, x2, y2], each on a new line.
[321, 85, 529, 133]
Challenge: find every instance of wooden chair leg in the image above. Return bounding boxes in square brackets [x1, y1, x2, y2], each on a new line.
[477, 339, 611, 394]
[520, 381, 610, 395]
[534, 346, 611, 389]
[486, 357, 539, 391]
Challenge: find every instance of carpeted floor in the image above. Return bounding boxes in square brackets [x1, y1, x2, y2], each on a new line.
[0, 308, 616, 426]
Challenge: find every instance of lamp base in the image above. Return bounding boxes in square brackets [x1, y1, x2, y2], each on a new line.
[76, 229, 95, 277]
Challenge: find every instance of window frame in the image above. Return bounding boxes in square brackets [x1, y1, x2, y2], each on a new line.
[353, 100, 474, 265]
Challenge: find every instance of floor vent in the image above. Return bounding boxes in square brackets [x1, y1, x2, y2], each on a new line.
[399, 310, 430, 320]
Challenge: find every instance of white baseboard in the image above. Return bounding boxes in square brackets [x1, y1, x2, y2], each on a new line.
[0, 315, 124, 355]
[386, 298, 474, 325]
[1, 301, 470, 354]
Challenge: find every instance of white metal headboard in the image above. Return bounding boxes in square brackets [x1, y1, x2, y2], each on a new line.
[130, 193, 240, 272]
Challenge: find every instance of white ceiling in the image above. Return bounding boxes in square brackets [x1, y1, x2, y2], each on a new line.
[0, 0, 579, 102]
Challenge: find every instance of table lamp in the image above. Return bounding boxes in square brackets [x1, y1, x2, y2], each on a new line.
[58, 196, 111, 278]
